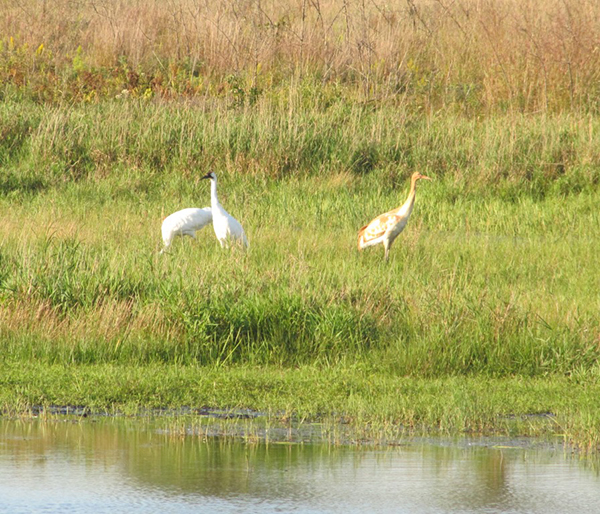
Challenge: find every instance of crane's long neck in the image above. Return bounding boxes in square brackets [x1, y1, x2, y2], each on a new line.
[210, 178, 220, 209]
[396, 176, 418, 218]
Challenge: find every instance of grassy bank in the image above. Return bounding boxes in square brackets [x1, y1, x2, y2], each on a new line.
[1, 97, 599, 450]
[1, 0, 600, 451]
[3, 362, 600, 452]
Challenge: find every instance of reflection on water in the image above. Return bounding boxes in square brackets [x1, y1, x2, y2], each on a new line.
[1, 417, 599, 513]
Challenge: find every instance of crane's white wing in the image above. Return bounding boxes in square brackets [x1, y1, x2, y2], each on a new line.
[161, 207, 212, 251]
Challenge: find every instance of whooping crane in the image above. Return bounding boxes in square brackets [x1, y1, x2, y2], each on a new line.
[357, 172, 431, 261]
[201, 171, 249, 249]
[159, 207, 212, 254]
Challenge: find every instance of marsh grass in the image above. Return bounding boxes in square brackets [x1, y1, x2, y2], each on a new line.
[1, 2, 600, 450]
[1, 98, 599, 377]
[3, 362, 600, 450]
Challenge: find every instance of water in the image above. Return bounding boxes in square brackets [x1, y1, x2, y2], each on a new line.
[1, 417, 599, 513]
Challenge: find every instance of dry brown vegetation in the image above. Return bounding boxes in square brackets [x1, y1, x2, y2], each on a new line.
[2, 0, 600, 111]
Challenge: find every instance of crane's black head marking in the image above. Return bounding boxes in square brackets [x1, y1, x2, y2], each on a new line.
[201, 172, 216, 180]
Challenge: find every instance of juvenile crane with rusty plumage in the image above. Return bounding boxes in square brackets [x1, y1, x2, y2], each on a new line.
[357, 172, 431, 261]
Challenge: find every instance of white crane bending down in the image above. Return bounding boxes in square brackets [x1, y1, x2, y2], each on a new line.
[357, 172, 431, 261]
[159, 207, 212, 254]
[202, 171, 249, 249]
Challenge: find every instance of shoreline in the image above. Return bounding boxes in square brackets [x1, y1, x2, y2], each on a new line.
[1, 362, 598, 452]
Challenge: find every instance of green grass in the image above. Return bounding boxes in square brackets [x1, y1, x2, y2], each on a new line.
[1, 95, 600, 450]
[2, 0, 600, 454]
[3, 362, 600, 451]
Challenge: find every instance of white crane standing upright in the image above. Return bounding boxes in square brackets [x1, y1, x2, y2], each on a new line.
[202, 171, 249, 249]
[160, 207, 213, 254]
[357, 172, 431, 261]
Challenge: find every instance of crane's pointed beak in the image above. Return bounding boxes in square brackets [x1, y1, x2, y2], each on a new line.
[420, 174, 432, 181]
[201, 173, 212, 180]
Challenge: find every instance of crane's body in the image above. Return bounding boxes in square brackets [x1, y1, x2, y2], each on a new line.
[357, 172, 431, 261]
[160, 207, 213, 254]
[202, 172, 249, 249]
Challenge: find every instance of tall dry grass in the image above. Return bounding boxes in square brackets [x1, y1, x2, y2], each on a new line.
[2, 0, 600, 111]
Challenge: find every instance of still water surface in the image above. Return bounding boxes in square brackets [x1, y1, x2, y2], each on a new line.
[1, 417, 599, 513]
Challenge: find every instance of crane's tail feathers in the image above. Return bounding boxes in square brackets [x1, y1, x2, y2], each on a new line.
[357, 224, 369, 250]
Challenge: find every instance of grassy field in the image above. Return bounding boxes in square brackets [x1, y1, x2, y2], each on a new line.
[1, 0, 600, 451]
